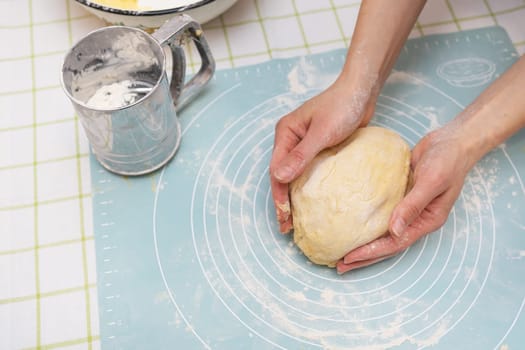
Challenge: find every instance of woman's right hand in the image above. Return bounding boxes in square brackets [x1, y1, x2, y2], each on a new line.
[269, 78, 378, 233]
[268, 0, 429, 234]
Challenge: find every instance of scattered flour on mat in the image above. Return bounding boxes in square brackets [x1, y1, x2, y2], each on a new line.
[462, 155, 502, 213]
[320, 288, 336, 303]
[288, 57, 320, 95]
[276, 58, 335, 110]
[272, 240, 306, 276]
[508, 249, 525, 260]
[421, 106, 446, 130]
[202, 122, 274, 217]
[228, 213, 253, 238]
[228, 258, 452, 349]
[287, 57, 338, 94]
[206, 162, 252, 204]
[175, 149, 203, 174]
[199, 221, 455, 349]
[276, 95, 302, 111]
[196, 62, 509, 347]
[154, 290, 170, 304]
[268, 301, 450, 350]
[288, 291, 307, 302]
[167, 311, 184, 327]
[256, 116, 278, 131]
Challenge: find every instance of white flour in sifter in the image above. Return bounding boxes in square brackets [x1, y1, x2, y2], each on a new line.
[86, 80, 140, 109]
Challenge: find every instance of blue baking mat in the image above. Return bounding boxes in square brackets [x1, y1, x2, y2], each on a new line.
[90, 26, 525, 349]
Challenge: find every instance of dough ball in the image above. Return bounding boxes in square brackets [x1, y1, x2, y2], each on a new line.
[290, 126, 411, 267]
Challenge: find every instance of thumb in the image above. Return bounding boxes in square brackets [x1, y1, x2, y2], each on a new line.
[273, 130, 327, 183]
[389, 180, 442, 237]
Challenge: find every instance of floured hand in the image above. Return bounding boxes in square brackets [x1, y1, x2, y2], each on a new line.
[270, 78, 376, 233]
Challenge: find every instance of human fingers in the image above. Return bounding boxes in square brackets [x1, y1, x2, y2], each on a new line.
[270, 130, 326, 233]
[342, 234, 396, 264]
[270, 178, 293, 233]
[269, 112, 306, 233]
[388, 171, 446, 237]
[340, 189, 460, 271]
[338, 224, 426, 273]
[340, 177, 462, 262]
[336, 254, 396, 274]
[270, 88, 365, 184]
[271, 122, 331, 184]
[397, 181, 463, 240]
[270, 111, 304, 178]
[341, 231, 421, 266]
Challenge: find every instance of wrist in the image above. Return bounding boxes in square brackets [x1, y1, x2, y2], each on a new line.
[445, 109, 498, 171]
[338, 50, 382, 99]
[330, 73, 379, 127]
[449, 56, 525, 166]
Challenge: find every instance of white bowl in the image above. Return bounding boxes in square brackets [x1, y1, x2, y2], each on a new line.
[75, 0, 239, 29]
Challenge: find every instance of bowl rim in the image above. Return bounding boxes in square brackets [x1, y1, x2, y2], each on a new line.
[75, 0, 218, 17]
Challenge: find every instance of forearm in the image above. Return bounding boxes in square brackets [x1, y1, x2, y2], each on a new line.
[339, 0, 427, 92]
[453, 56, 525, 168]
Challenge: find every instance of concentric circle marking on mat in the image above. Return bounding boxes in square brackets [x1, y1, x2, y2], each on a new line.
[153, 71, 525, 348]
[193, 93, 326, 345]
[372, 101, 494, 334]
[192, 97, 474, 340]
[253, 116, 482, 333]
[151, 82, 244, 349]
[224, 131, 438, 323]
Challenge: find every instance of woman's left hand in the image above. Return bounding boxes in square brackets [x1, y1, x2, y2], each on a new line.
[336, 126, 474, 274]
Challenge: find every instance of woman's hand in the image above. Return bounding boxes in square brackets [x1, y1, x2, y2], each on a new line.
[269, 0, 427, 234]
[337, 126, 475, 274]
[337, 54, 525, 274]
[270, 79, 376, 233]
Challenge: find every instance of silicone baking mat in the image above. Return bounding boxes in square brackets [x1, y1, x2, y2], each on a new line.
[90, 26, 525, 349]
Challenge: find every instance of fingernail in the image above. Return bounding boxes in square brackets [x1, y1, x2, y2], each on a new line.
[274, 165, 294, 182]
[391, 218, 406, 237]
[336, 264, 351, 275]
